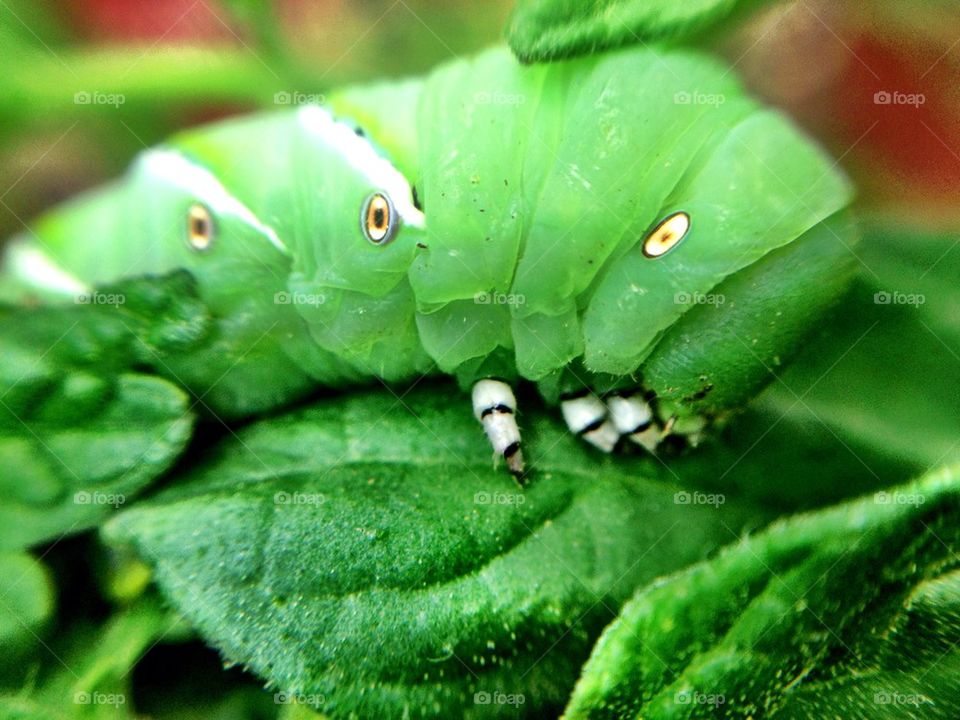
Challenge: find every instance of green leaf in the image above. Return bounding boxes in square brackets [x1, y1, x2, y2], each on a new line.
[103, 386, 763, 719]
[0, 596, 174, 720]
[0, 697, 67, 720]
[0, 553, 54, 662]
[0, 275, 203, 549]
[0, 372, 193, 550]
[565, 464, 960, 718]
[507, 0, 772, 63]
[60, 599, 174, 716]
[754, 223, 960, 475]
[665, 404, 913, 513]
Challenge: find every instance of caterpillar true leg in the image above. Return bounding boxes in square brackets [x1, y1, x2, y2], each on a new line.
[606, 392, 661, 453]
[472, 379, 524, 478]
[560, 391, 620, 453]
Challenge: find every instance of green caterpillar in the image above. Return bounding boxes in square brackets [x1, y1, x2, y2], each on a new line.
[1, 45, 855, 478]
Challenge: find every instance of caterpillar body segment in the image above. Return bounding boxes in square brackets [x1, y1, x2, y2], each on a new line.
[1, 45, 856, 466]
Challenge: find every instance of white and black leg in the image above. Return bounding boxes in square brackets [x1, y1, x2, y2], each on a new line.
[560, 390, 620, 453]
[606, 392, 661, 453]
[472, 379, 524, 478]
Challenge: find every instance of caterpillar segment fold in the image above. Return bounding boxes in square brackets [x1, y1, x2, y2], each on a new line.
[472, 379, 524, 478]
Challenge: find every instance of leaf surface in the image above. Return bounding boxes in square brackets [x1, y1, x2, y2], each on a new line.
[104, 386, 762, 718]
[507, 0, 772, 63]
[0, 274, 202, 549]
[565, 464, 960, 718]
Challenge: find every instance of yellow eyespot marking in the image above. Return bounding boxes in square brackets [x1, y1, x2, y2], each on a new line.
[187, 203, 215, 252]
[642, 211, 690, 258]
[361, 192, 396, 245]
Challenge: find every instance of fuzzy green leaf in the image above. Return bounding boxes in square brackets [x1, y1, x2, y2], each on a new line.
[103, 386, 762, 719]
[0, 374, 193, 550]
[565, 464, 960, 718]
[0, 274, 205, 549]
[507, 0, 772, 63]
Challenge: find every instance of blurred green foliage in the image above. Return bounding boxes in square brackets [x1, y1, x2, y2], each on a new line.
[0, 0, 513, 238]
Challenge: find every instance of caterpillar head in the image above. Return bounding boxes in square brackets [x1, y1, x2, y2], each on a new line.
[126, 107, 425, 314]
[127, 147, 292, 315]
[290, 106, 426, 297]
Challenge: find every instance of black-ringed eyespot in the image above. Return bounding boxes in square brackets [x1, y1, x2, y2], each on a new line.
[361, 192, 397, 245]
[642, 211, 690, 258]
[186, 203, 215, 252]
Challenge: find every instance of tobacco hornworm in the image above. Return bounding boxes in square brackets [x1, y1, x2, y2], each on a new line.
[1, 45, 855, 478]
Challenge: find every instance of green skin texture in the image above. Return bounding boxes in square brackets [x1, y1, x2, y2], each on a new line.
[4, 45, 854, 422]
